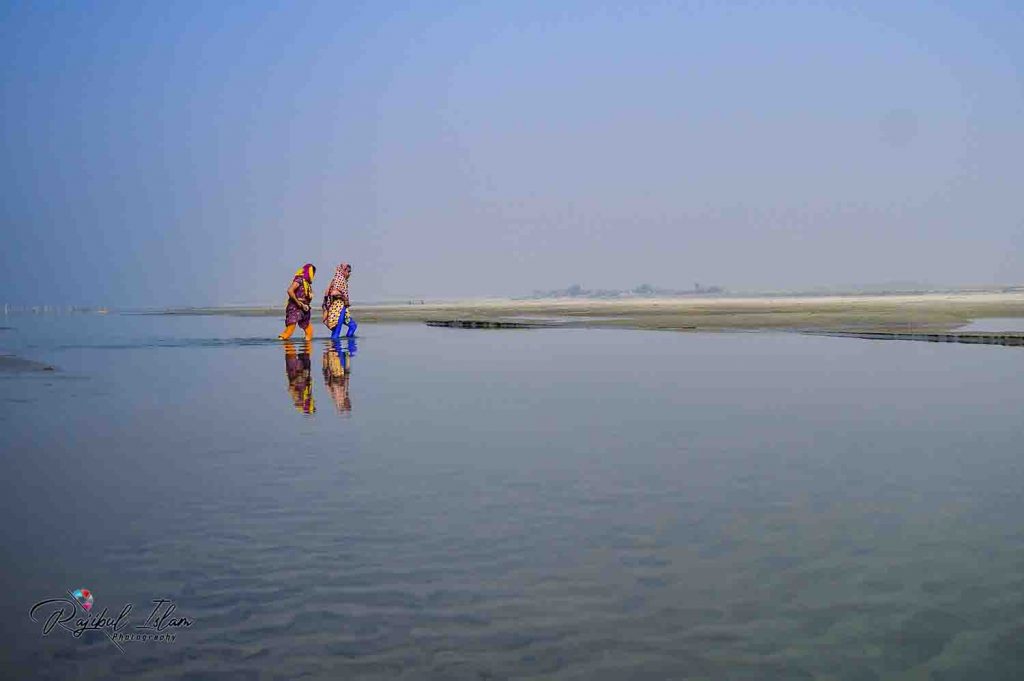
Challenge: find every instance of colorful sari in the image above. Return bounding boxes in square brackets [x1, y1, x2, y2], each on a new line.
[285, 263, 315, 329]
[322, 262, 350, 330]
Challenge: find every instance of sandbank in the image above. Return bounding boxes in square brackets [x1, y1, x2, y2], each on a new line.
[160, 291, 1024, 333]
[0, 354, 56, 373]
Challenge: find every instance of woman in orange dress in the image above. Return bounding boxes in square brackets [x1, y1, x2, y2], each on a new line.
[278, 263, 316, 340]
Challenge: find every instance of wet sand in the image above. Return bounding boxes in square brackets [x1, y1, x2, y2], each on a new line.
[0, 354, 55, 372]
[161, 291, 1024, 333]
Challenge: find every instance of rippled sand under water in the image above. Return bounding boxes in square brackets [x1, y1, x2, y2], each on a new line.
[1, 315, 1023, 679]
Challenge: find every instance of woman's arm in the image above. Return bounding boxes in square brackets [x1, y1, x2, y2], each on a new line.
[287, 281, 309, 310]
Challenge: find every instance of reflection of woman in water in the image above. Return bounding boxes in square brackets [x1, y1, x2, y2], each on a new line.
[322, 338, 356, 414]
[322, 262, 357, 339]
[279, 263, 316, 340]
[283, 340, 316, 414]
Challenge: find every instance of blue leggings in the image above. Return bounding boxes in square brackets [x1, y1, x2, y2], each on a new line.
[331, 307, 357, 339]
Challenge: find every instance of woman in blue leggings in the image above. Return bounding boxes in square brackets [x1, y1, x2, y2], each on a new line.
[322, 262, 357, 338]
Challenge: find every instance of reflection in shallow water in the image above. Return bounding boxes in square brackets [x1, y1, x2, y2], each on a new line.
[6, 319, 1024, 678]
[322, 337, 356, 414]
[282, 339, 315, 414]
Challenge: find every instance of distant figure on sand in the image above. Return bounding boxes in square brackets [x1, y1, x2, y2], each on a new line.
[278, 263, 316, 340]
[322, 262, 357, 339]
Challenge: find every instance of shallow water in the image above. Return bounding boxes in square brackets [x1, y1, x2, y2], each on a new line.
[2, 314, 1023, 680]
[957, 317, 1024, 332]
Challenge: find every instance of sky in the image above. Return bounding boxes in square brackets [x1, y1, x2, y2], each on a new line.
[1, 1, 1023, 307]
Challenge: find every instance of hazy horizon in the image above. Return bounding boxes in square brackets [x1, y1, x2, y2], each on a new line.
[3, 2, 1023, 308]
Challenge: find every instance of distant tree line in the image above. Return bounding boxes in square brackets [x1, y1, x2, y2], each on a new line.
[529, 283, 725, 299]
[1, 304, 109, 314]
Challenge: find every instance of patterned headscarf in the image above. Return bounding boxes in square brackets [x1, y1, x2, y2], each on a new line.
[326, 262, 350, 297]
[294, 263, 315, 299]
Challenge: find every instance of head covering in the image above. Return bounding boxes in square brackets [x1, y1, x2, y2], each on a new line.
[326, 262, 350, 297]
[293, 263, 315, 299]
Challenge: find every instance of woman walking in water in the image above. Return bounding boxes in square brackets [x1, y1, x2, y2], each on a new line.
[322, 262, 357, 339]
[278, 263, 316, 340]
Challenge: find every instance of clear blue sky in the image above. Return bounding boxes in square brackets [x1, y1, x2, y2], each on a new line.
[2, 1, 1022, 306]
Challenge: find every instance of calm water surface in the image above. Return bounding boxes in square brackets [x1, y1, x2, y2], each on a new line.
[958, 317, 1024, 332]
[1, 315, 1022, 680]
